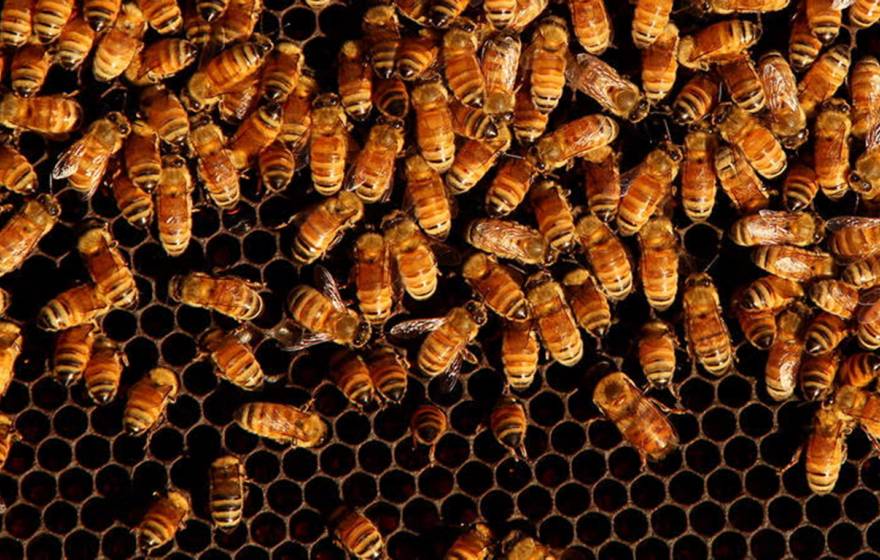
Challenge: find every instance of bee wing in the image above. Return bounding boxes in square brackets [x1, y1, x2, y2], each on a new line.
[760, 59, 799, 115]
[388, 318, 446, 339]
[832, 0, 855, 8]
[272, 323, 334, 352]
[866, 122, 880, 151]
[468, 219, 542, 261]
[619, 163, 643, 197]
[436, 354, 462, 394]
[826, 216, 880, 231]
[314, 265, 345, 312]
[52, 138, 88, 179]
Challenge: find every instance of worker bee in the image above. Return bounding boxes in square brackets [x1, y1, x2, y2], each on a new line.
[491, 396, 528, 456]
[641, 23, 679, 104]
[463, 252, 530, 321]
[850, 57, 880, 138]
[33, 0, 75, 43]
[714, 144, 771, 213]
[838, 352, 880, 388]
[139, 0, 181, 34]
[154, 155, 193, 257]
[0, 195, 59, 277]
[330, 350, 377, 408]
[594, 372, 679, 462]
[680, 127, 717, 223]
[331, 508, 386, 560]
[527, 16, 568, 114]
[209, 455, 244, 531]
[484, 0, 516, 28]
[485, 157, 537, 218]
[446, 524, 494, 560]
[200, 328, 264, 390]
[719, 55, 766, 113]
[0, 144, 37, 195]
[235, 402, 329, 447]
[123, 367, 179, 435]
[363, 4, 399, 77]
[0, 94, 82, 137]
[730, 210, 822, 247]
[170, 272, 262, 321]
[526, 272, 583, 367]
[210, 0, 260, 45]
[349, 118, 405, 203]
[0, 0, 32, 47]
[10, 44, 50, 98]
[617, 143, 682, 237]
[217, 73, 259, 124]
[411, 404, 447, 459]
[285, 271, 371, 350]
[77, 222, 137, 309]
[812, 98, 851, 200]
[849, 0, 880, 26]
[0, 413, 17, 469]
[531, 114, 619, 171]
[92, 2, 146, 82]
[638, 216, 680, 311]
[805, 312, 849, 355]
[562, 268, 611, 338]
[677, 19, 760, 70]
[446, 129, 512, 195]
[229, 102, 282, 170]
[383, 212, 439, 300]
[731, 290, 777, 349]
[512, 86, 549, 144]
[632, 0, 673, 48]
[783, 160, 820, 211]
[258, 141, 295, 192]
[124, 121, 161, 192]
[52, 13, 96, 70]
[38, 284, 111, 332]
[135, 490, 190, 552]
[129, 38, 197, 85]
[803, 400, 855, 494]
[672, 73, 720, 125]
[757, 51, 808, 148]
[752, 246, 835, 282]
[713, 103, 786, 179]
[809, 279, 858, 319]
[260, 41, 302, 102]
[367, 346, 409, 403]
[310, 94, 350, 196]
[182, 35, 272, 112]
[789, 4, 822, 72]
[353, 233, 395, 325]
[141, 86, 188, 146]
[639, 320, 677, 391]
[683, 273, 734, 377]
[569, 0, 611, 54]
[52, 112, 130, 197]
[53, 324, 95, 385]
[806, 0, 841, 43]
[443, 21, 485, 108]
[466, 218, 549, 266]
[83, 335, 125, 405]
[291, 191, 364, 266]
[576, 215, 633, 301]
[338, 41, 372, 121]
[798, 44, 851, 118]
[844, 254, 880, 288]
[529, 180, 576, 254]
[827, 216, 880, 262]
[583, 151, 621, 223]
[452, 100, 499, 139]
[412, 81, 456, 173]
[405, 154, 452, 239]
[502, 322, 540, 391]
[373, 77, 409, 119]
[765, 303, 810, 401]
[0, 321, 20, 398]
[482, 32, 520, 119]
[739, 275, 804, 311]
[396, 29, 438, 81]
[566, 52, 648, 121]
[189, 114, 239, 209]
[111, 173, 153, 228]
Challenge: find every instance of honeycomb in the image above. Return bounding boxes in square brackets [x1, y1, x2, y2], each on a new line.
[0, 1, 879, 560]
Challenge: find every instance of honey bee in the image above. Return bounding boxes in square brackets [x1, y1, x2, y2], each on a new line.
[714, 144, 771, 213]
[286, 272, 372, 350]
[446, 130, 512, 195]
[229, 102, 282, 170]
[502, 322, 540, 391]
[338, 41, 372, 121]
[632, 0, 673, 48]
[260, 41, 302, 102]
[512, 86, 549, 144]
[0, 144, 37, 195]
[367, 346, 409, 403]
[531, 114, 619, 171]
[349, 118, 405, 203]
[482, 32, 520, 119]
[52, 112, 129, 197]
[672, 73, 720, 125]
[123, 367, 179, 435]
[0, 195, 59, 277]
[363, 4, 399, 77]
[200, 328, 264, 390]
[210, 0, 260, 45]
[235, 402, 329, 447]
[189, 114, 239, 209]
[405, 154, 452, 239]
[0, 322, 20, 398]
[765, 303, 809, 401]
[594, 372, 678, 462]
[757, 51, 808, 148]
[677, 19, 760, 70]
[849, 0, 880, 26]
[639, 320, 677, 391]
[529, 180, 576, 253]
[485, 0, 516, 28]
[569, 0, 611, 54]
[170, 272, 262, 321]
[783, 160, 820, 211]
[0, 0, 32, 47]
[141, 86, 188, 146]
[844, 254, 880, 288]
[463, 252, 530, 321]
[353, 233, 395, 325]
[38, 284, 111, 332]
[412, 81, 456, 173]
[638, 216, 680, 311]
[182, 2, 210, 47]
[0, 93, 82, 137]
[802, 401, 853, 494]
[154, 155, 193, 257]
[411, 404, 447, 459]
[83, 336, 125, 405]
[446, 524, 494, 560]
[78, 222, 137, 309]
[135, 490, 190, 552]
[139, 0, 181, 34]
[373, 77, 409, 119]
[805, 311, 849, 355]
[330, 350, 377, 408]
[790, 4, 823, 72]
[798, 44, 851, 118]
[500, 531, 556, 560]
[851, 125, 880, 197]
[92, 2, 145, 82]
[33, 0, 75, 43]
[527, 16, 568, 114]
[617, 143, 681, 237]
[562, 268, 611, 337]
[53, 324, 95, 385]
[739, 275, 804, 311]
[217, 73, 259, 124]
[310, 94, 350, 196]
[566, 52, 648, 121]
[258, 141, 295, 192]
[641, 23, 679, 104]
[491, 396, 528, 456]
[111, 173, 153, 228]
[209, 455, 244, 531]
[396, 29, 438, 81]
[752, 246, 836, 281]
[331, 508, 386, 560]
[683, 273, 734, 376]
[52, 13, 96, 70]
[827, 217, 880, 262]
[809, 279, 858, 319]
[510, 0, 550, 30]
[806, 0, 841, 43]
[719, 55, 766, 113]
[10, 44, 50, 98]
[124, 121, 161, 193]
[714, 103, 786, 179]
[443, 21, 485, 108]
[730, 210, 822, 247]
[485, 157, 536, 218]
[812, 98, 851, 200]
[582, 151, 620, 223]
[0, 413, 17, 469]
[466, 218, 550, 266]
[680, 128, 717, 223]
[291, 192, 364, 266]
[838, 352, 880, 388]
[526, 272, 583, 366]
[731, 290, 776, 349]
[576, 215, 633, 301]
[129, 38, 197, 84]
[182, 35, 272, 112]
[383, 212, 439, 300]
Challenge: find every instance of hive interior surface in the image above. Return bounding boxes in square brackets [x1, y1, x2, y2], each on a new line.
[2, 0, 880, 559]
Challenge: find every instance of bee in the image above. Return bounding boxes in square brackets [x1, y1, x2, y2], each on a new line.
[502, 322, 540, 391]
[500, 531, 556, 560]
[258, 141, 295, 192]
[38, 284, 111, 332]
[383, 212, 439, 300]
[52, 13, 96, 70]
[197, 0, 227, 21]
[485, 157, 536, 218]
[632, 0, 673, 48]
[235, 402, 329, 447]
[512, 86, 549, 144]
[531, 114, 619, 172]
[812, 98, 851, 200]
[349, 118, 405, 203]
[677, 19, 760, 70]
[310, 94, 350, 196]
[798, 44, 851, 119]
[363, 4, 399, 78]
[446, 129, 512, 195]
[765, 303, 810, 401]
[0, 195, 59, 277]
[452, 100, 500, 139]
[429, 0, 468, 28]
[331, 508, 386, 560]
[412, 81, 456, 173]
[217, 73, 259, 124]
[338, 41, 372, 121]
[526, 272, 583, 366]
[704, 0, 790, 11]
[730, 210, 822, 247]
[411, 404, 447, 459]
[446, 524, 494, 560]
[124, 121, 161, 193]
[129, 38, 197, 84]
[562, 268, 611, 337]
[850, 0, 880, 26]
[405, 154, 452, 239]
[367, 346, 409, 403]
[569, 0, 611, 54]
[182, 35, 272, 112]
[92, 2, 146, 82]
[844, 254, 880, 288]
[491, 396, 528, 456]
[758, 51, 808, 148]
[463, 252, 530, 321]
[261, 41, 302, 102]
[286, 276, 372, 350]
[485, 0, 516, 28]
[83, 336, 125, 405]
[396, 29, 438, 81]
[783, 160, 820, 211]
[714, 144, 771, 213]
[857, 287, 880, 349]
[210, 0, 260, 45]
[527, 16, 568, 114]
[0, 93, 82, 137]
[52, 112, 130, 197]
[136, 490, 190, 552]
[141, 87, 188, 147]
[154, 155, 193, 257]
[567, 52, 648, 122]
[739, 275, 804, 311]
[53, 324, 95, 385]
[790, 4, 823, 72]
[482, 32, 520, 120]
[33, 0, 75, 44]
[617, 143, 681, 237]
[638, 216, 680, 311]
[352, 233, 395, 326]
[805, 312, 849, 355]
[852, 124, 880, 197]
[78, 222, 137, 309]
[838, 352, 880, 388]
[752, 246, 835, 282]
[803, 401, 854, 494]
[10, 44, 50, 98]
[182, 2, 210, 46]
[189, 114, 239, 209]
[443, 21, 485, 108]
[529, 180, 576, 254]
[639, 320, 677, 391]
[373, 77, 409, 119]
[111, 173, 153, 228]
[0, 322, 20, 398]
[466, 218, 549, 266]
[680, 128, 717, 223]
[713, 103, 786, 179]
[139, 0, 181, 34]
[200, 328, 264, 390]
[672, 73, 720, 125]
[291, 191, 364, 266]
[805, 0, 841, 43]
[330, 350, 377, 408]
[683, 273, 734, 376]
[719, 55, 766, 113]
[593, 372, 679, 462]
[170, 272, 262, 321]
[731, 290, 776, 349]
[510, 0, 550, 30]
[209, 455, 244, 531]
[0, 413, 16, 469]
[229, 102, 282, 170]
[640, 23, 679, 104]
[0, 144, 37, 195]
[583, 151, 621, 222]
[0, 0, 32, 47]
[576, 215, 633, 301]
[827, 217, 880, 262]
[123, 367, 179, 435]
[809, 279, 858, 319]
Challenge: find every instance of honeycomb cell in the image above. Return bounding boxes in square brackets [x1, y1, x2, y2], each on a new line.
[435, 434, 469, 469]
[593, 479, 626, 513]
[59, 468, 93, 503]
[637, 537, 670, 560]
[552, 422, 587, 455]
[480, 489, 514, 524]
[669, 470, 703, 505]
[745, 465, 780, 500]
[790, 526, 825, 560]
[284, 8, 317, 41]
[456, 461, 493, 497]
[251, 512, 287, 548]
[724, 436, 758, 470]
[403, 498, 441, 533]
[150, 427, 184, 461]
[141, 305, 176, 338]
[845, 489, 878, 524]
[708, 468, 742, 503]
[651, 505, 687, 539]
[45, 500, 78, 534]
[630, 475, 664, 509]
[342, 471, 377, 507]
[381, 469, 417, 503]
[38, 437, 72, 471]
[728, 497, 763, 533]
[268, 480, 303, 515]
[769, 496, 802, 530]
[65, 530, 100, 560]
[21, 470, 56, 505]
[283, 448, 318, 481]
[614, 508, 648, 542]
[828, 522, 862, 557]
[589, 420, 622, 450]
[680, 378, 714, 412]
[103, 309, 137, 340]
[113, 434, 147, 466]
[5, 503, 41, 539]
[807, 495, 842, 527]
[304, 476, 341, 513]
[540, 516, 574, 549]
[82, 497, 114, 531]
[599, 541, 633, 560]
[573, 450, 606, 485]
[53, 405, 88, 440]
[750, 529, 786, 560]
[608, 447, 641, 481]
[441, 494, 478, 526]
[690, 501, 725, 536]
[32, 378, 66, 412]
[577, 512, 612, 546]
[703, 407, 737, 442]
[27, 534, 63, 559]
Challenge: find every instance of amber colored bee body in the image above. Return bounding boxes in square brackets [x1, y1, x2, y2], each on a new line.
[843, 254, 880, 288]
[485, 0, 516, 28]
[582, 151, 620, 222]
[197, 0, 228, 21]
[229, 103, 282, 171]
[235, 402, 329, 447]
[111, 173, 153, 228]
[839, 352, 880, 388]
[83, 336, 124, 405]
[783, 161, 820, 211]
[566, 52, 648, 121]
[190, 115, 240, 208]
[570, 0, 611, 54]
[136, 491, 189, 552]
[288, 284, 371, 348]
[617, 143, 681, 237]
[139, 0, 181, 34]
[53, 324, 95, 386]
[260, 41, 302, 102]
[170, 272, 262, 321]
[331, 508, 386, 560]
[353, 233, 395, 325]
[758, 51, 808, 148]
[790, 5, 822, 72]
[731, 290, 777, 349]
[447, 524, 494, 560]
[529, 180, 576, 254]
[405, 154, 452, 239]
[805, 0, 840, 43]
[131, 38, 197, 84]
[182, 35, 271, 111]
[482, 32, 520, 119]
[532, 114, 619, 171]
[10, 44, 50, 98]
[38, 284, 111, 332]
[798, 44, 850, 118]
[125, 121, 161, 192]
[491, 396, 528, 454]
[850, 0, 880, 26]
[367, 346, 409, 403]
[258, 141, 295, 192]
[182, 2, 210, 46]
[852, 133, 880, 197]
[411, 404, 447, 452]
[123, 367, 179, 435]
[331, 350, 377, 408]
[680, 128, 717, 222]
[463, 252, 530, 322]
[217, 73, 260, 124]
[443, 23, 485, 109]
[805, 311, 849, 355]
[632, 0, 673, 48]
[0, 413, 16, 468]
[78, 223, 137, 309]
[210, 0, 260, 45]
[730, 210, 821, 247]
[512, 86, 549, 144]
[466, 218, 549, 266]
[740, 275, 803, 311]
[500, 531, 556, 560]
[706, 0, 789, 12]
[714, 144, 770, 213]
[291, 192, 364, 266]
[638, 217, 679, 311]
[639, 320, 677, 391]
[363, 4, 399, 78]
[92, 2, 145, 82]
[447, 131, 511, 195]
[677, 19, 760, 70]
[310, 94, 349, 196]
[857, 295, 880, 349]
[0, 145, 37, 195]
[485, 157, 537, 217]
[396, 30, 438, 81]
[576, 215, 633, 301]
[412, 81, 456, 173]
[384, 212, 439, 301]
[502, 322, 540, 391]
[528, 16, 568, 114]
[683, 273, 734, 377]
[0, 322, 21, 398]
[752, 246, 835, 282]
[594, 372, 678, 461]
[0, 93, 82, 137]
[641, 23, 678, 103]
[350, 119, 405, 203]
[209, 455, 244, 531]
[562, 268, 611, 337]
[33, 0, 75, 44]
[0, 195, 59, 277]
[827, 217, 880, 262]
[719, 55, 766, 113]
[52, 14, 96, 70]
[765, 303, 809, 401]
[141, 87, 188, 147]
[526, 272, 583, 367]
[805, 402, 853, 494]
[373, 77, 409, 119]
[0, 0, 32, 47]
[672, 73, 719, 125]
[201, 328, 264, 391]
[338, 41, 372, 121]
[812, 99, 851, 200]
[417, 301, 487, 378]
[154, 155, 193, 257]
[714, 102, 786, 179]
[809, 279, 858, 319]
[52, 112, 130, 197]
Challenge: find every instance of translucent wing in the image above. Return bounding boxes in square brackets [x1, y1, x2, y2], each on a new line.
[314, 265, 345, 311]
[760, 57, 799, 115]
[832, 0, 854, 8]
[827, 216, 880, 231]
[866, 121, 880, 150]
[619, 163, 643, 197]
[389, 318, 446, 339]
[52, 138, 87, 179]
[271, 323, 333, 352]
[436, 354, 462, 394]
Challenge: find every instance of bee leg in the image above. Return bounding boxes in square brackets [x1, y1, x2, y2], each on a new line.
[783, 445, 804, 472]
[650, 397, 688, 416]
